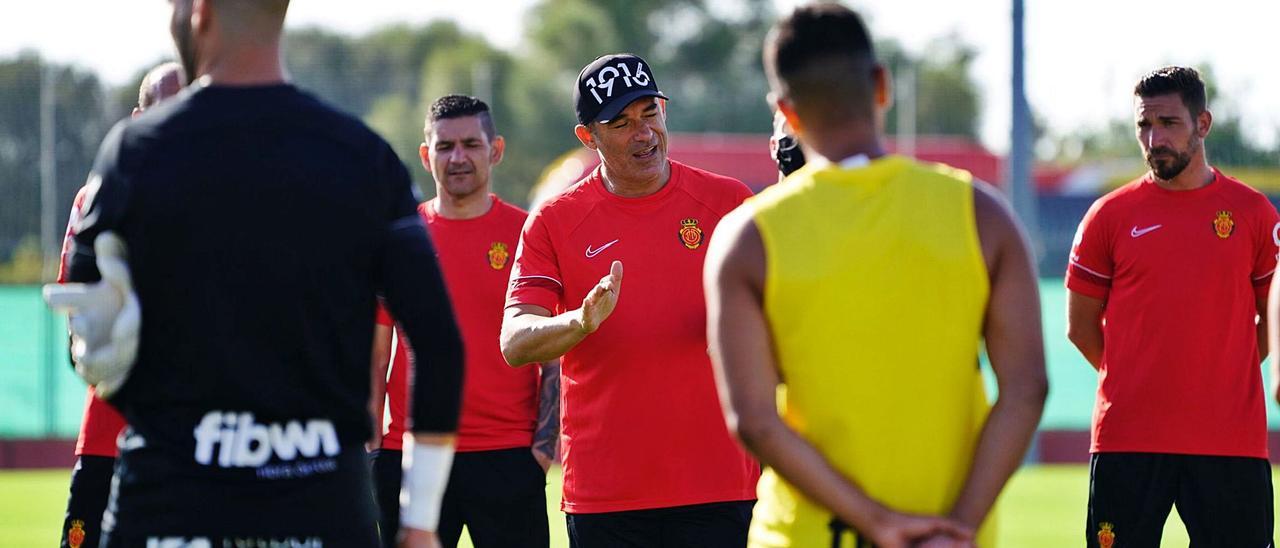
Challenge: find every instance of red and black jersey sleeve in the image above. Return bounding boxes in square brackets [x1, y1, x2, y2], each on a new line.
[505, 210, 564, 313]
[1066, 198, 1115, 300]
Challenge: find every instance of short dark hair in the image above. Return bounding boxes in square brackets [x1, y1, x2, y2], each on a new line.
[426, 95, 497, 141]
[764, 3, 877, 126]
[1134, 66, 1207, 118]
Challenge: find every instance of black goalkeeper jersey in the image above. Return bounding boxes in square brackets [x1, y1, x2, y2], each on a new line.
[67, 80, 463, 488]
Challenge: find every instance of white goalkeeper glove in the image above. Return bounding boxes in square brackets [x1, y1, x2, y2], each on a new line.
[43, 231, 140, 399]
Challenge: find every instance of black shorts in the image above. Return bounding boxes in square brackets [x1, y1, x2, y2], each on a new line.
[371, 446, 549, 548]
[1088, 452, 1274, 548]
[370, 448, 404, 548]
[566, 499, 754, 548]
[439, 447, 549, 548]
[102, 447, 380, 547]
[62, 454, 116, 548]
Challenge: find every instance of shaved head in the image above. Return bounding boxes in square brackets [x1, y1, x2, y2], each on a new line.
[169, 0, 290, 83]
[137, 62, 186, 110]
[211, 0, 290, 39]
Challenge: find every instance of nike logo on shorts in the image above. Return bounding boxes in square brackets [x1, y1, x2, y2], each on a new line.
[1130, 225, 1162, 238]
[585, 239, 620, 258]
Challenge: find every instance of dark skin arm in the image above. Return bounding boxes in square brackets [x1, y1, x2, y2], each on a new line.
[705, 206, 974, 548]
[1066, 291, 1105, 371]
[940, 182, 1048, 530]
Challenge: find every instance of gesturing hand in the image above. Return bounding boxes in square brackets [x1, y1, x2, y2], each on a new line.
[43, 231, 141, 399]
[579, 260, 623, 334]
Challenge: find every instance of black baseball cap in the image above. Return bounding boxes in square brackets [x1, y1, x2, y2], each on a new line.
[574, 53, 670, 125]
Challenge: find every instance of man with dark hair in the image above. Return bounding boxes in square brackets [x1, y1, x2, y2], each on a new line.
[706, 4, 1047, 547]
[56, 60, 184, 548]
[370, 94, 557, 548]
[1068, 65, 1279, 547]
[44, 1, 463, 546]
[500, 53, 760, 547]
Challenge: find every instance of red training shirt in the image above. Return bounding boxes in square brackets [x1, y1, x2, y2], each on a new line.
[380, 195, 537, 453]
[1067, 169, 1279, 458]
[506, 160, 761, 514]
[59, 185, 128, 457]
[374, 303, 410, 451]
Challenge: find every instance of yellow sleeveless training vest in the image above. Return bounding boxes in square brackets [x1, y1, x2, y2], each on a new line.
[747, 154, 994, 547]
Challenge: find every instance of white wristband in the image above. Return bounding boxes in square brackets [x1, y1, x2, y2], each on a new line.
[399, 439, 455, 532]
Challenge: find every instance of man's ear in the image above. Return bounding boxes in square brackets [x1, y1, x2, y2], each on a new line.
[192, 0, 211, 35]
[873, 63, 893, 113]
[574, 124, 597, 151]
[419, 142, 431, 172]
[1195, 109, 1213, 139]
[490, 135, 506, 166]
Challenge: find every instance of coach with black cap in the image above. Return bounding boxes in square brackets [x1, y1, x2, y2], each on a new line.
[501, 53, 761, 547]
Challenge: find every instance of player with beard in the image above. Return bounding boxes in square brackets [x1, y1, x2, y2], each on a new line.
[45, 1, 463, 546]
[1067, 66, 1279, 547]
[370, 95, 559, 548]
[56, 61, 184, 548]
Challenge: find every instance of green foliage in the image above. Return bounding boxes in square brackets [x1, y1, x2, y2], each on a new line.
[0, 54, 113, 274]
[0, 236, 44, 283]
[882, 35, 982, 139]
[8, 2, 1277, 266]
[1043, 62, 1279, 169]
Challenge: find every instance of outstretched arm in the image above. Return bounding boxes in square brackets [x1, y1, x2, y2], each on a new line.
[501, 261, 623, 366]
[705, 207, 972, 548]
[943, 183, 1048, 529]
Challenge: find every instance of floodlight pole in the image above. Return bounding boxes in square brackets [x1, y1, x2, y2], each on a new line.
[41, 63, 58, 282]
[1009, 0, 1041, 258]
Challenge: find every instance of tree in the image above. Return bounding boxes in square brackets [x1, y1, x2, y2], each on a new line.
[0, 54, 112, 278]
[1043, 62, 1280, 168]
[882, 35, 982, 140]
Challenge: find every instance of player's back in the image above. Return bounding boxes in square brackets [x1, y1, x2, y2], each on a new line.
[94, 81, 401, 444]
[746, 155, 994, 546]
[66, 81, 416, 541]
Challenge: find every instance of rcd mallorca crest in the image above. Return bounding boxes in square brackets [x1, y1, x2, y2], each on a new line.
[679, 218, 703, 250]
[488, 242, 510, 270]
[1213, 210, 1235, 239]
[1096, 522, 1116, 548]
[67, 520, 86, 548]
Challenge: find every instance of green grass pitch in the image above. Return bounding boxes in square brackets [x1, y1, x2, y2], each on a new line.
[3, 465, 1275, 547]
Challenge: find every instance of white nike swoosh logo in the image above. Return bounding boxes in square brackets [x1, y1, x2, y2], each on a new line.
[585, 239, 620, 258]
[1130, 224, 1163, 238]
